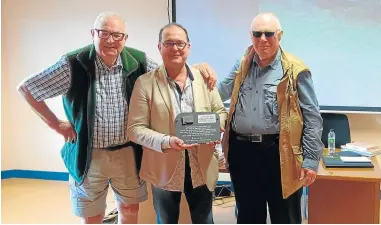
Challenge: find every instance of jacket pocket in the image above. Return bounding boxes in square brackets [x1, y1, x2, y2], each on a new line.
[141, 148, 180, 187]
[263, 86, 278, 121]
[61, 142, 80, 181]
[292, 145, 303, 165]
[289, 92, 303, 152]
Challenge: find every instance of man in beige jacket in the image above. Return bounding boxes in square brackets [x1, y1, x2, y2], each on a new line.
[127, 23, 227, 224]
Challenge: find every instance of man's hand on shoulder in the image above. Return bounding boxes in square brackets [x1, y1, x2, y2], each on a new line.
[194, 63, 217, 90]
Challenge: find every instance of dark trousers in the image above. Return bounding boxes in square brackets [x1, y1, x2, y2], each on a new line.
[228, 131, 302, 224]
[152, 150, 214, 224]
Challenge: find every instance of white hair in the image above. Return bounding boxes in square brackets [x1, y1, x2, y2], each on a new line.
[251, 12, 282, 30]
[93, 11, 128, 33]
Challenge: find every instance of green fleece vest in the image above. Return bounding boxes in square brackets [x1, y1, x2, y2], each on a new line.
[61, 44, 147, 184]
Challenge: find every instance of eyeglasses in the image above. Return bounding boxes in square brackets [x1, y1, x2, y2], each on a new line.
[252, 31, 277, 38]
[94, 29, 127, 41]
[161, 41, 189, 49]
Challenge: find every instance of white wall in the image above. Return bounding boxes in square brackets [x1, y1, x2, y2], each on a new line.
[1, 0, 169, 171]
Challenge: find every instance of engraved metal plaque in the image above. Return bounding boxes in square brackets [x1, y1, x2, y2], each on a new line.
[175, 112, 220, 144]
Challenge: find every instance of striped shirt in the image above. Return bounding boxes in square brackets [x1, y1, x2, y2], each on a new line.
[23, 52, 158, 148]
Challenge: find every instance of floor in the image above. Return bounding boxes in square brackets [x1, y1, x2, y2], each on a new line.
[1, 179, 237, 224]
[6, 178, 360, 224]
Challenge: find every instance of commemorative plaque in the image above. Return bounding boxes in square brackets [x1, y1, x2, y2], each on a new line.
[175, 112, 221, 144]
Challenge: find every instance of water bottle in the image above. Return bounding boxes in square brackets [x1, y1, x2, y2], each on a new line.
[328, 129, 336, 154]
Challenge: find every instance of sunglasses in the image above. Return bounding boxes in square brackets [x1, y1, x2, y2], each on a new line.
[252, 31, 277, 38]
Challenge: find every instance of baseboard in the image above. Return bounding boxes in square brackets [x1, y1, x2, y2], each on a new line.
[1, 170, 69, 181]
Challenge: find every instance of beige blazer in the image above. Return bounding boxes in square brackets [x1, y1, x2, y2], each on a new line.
[127, 65, 227, 191]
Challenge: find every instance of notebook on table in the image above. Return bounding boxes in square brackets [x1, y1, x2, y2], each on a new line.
[322, 151, 374, 168]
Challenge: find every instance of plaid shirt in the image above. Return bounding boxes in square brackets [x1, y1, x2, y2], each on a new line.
[23, 52, 158, 148]
[93, 55, 126, 148]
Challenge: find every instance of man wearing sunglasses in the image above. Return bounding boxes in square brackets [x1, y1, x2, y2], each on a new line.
[17, 11, 217, 224]
[218, 13, 324, 223]
[127, 23, 227, 224]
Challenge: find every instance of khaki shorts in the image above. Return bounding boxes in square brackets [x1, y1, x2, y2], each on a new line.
[69, 146, 147, 217]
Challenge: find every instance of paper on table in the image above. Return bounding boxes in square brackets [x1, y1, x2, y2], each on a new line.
[340, 156, 371, 163]
[218, 173, 231, 182]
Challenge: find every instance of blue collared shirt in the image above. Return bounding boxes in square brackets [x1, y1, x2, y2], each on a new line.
[217, 49, 324, 171]
[231, 49, 283, 134]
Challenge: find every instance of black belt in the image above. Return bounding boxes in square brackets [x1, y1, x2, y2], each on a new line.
[234, 132, 279, 143]
[104, 141, 136, 151]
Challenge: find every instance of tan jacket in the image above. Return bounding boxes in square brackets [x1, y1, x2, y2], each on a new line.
[222, 46, 308, 198]
[128, 65, 228, 191]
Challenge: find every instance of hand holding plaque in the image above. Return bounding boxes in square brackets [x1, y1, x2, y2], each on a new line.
[167, 136, 199, 151]
[175, 112, 221, 145]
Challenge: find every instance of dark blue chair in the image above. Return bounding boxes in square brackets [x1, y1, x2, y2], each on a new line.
[321, 113, 351, 148]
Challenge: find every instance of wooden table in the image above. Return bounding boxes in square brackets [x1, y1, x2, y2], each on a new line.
[308, 150, 381, 224]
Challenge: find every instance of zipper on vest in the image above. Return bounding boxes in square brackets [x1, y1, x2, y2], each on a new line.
[77, 60, 94, 142]
[77, 59, 94, 185]
[123, 65, 138, 104]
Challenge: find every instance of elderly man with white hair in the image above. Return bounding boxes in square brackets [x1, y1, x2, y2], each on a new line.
[17, 11, 216, 224]
[218, 13, 324, 224]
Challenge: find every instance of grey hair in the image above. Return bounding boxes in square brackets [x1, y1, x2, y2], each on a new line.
[251, 12, 282, 30]
[93, 11, 128, 33]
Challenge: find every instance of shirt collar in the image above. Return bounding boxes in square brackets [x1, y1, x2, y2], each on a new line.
[253, 47, 281, 70]
[95, 54, 123, 70]
[165, 64, 194, 83]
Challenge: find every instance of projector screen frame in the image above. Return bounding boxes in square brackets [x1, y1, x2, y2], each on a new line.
[172, 0, 381, 114]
